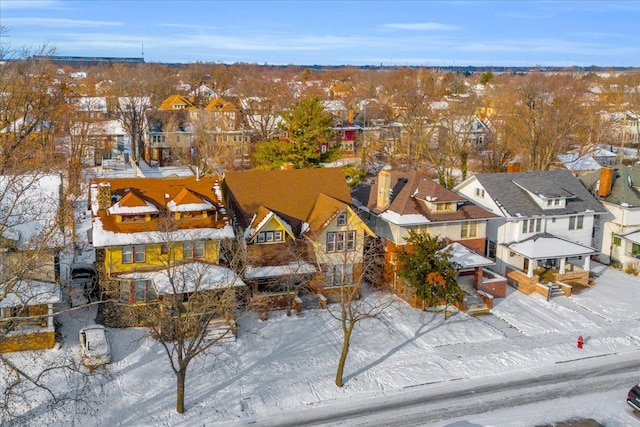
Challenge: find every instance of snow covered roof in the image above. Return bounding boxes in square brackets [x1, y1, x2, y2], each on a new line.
[0, 280, 61, 308]
[563, 154, 601, 172]
[244, 261, 318, 279]
[441, 242, 495, 269]
[107, 191, 160, 215]
[167, 188, 215, 213]
[89, 176, 233, 248]
[622, 230, 640, 245]
[0, 174, 64, 250]
[117, 97, 151, 112]
[68, 96, 107, 113]
[117, 262, 245, 295]
[506, 234, 596, 259]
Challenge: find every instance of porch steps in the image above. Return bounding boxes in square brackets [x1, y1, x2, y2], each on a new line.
[466, 306, 491, 317]
[548, 283, 565, 298]
[464, 293, 490, 316]
[205, 319, 237, 342]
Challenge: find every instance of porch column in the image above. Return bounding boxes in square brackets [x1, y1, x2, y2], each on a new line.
[47, 304, 54, 329]
[527, 258, 534, 278]
[474, 266, 483, 289]
[559, 257, 566, 274]
[583, 256, 591, 272]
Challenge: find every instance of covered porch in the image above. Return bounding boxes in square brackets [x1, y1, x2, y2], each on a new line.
[443, 242, 507, 314]
[504, 234, 596, 297]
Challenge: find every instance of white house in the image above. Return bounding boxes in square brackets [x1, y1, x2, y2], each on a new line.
[581, 166, 640, 272]
[454, 169, 606, 294]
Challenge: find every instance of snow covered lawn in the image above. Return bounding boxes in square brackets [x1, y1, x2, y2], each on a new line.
[4, 260, 640, 426]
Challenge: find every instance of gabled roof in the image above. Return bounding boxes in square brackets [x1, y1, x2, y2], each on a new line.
[158, 94, 197, 111]
[246, 205, 295, 239]
[470, 170, 606, 217]
[224, 168, 353, 235]
[205, 97, 238, 112]
[168, 188, 215, 212]
[306, 193, 349, 232]
[351, 169, 497, 225]
[107, 190, 160, 215]
[581, 166, 640, 208]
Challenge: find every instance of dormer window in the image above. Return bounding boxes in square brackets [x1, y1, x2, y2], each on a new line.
[120, 214, 147, 222]
[435, 202, 455, 212]
[544, 198, 563, 209]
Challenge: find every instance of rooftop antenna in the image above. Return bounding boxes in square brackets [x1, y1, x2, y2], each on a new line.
[141, 43, 144, 60]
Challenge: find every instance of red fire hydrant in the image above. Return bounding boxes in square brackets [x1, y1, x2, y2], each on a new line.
[577, 335, 584, 349]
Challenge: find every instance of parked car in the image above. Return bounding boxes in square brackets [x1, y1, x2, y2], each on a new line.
[79, 325, 111, 368]
[628, 383, 640, 411]
[70, 263, 99, 300]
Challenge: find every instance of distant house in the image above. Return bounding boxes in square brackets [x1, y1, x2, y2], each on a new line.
[581, 166, 640, 272]
[203, 97, 242, 131]
[223, 168, 374, 311]
[157, 94, 198, 113]
[89, 176, 242, 327]
[601, 110, 640, 146]
[68, 96, 109, 120]
[455, 169, 606, 298]
[0, 174, 64, 352]
[352, 167, 500, 309]
[144, 110, 193, 167]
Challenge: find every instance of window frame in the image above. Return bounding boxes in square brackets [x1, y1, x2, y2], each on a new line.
[327, 231, 357, 253]
[337, 212, 347, 226]
[461, 221, 478, 238]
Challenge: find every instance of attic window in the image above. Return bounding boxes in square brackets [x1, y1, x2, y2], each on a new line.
[120, 214, 147, 222]
[475, 188, 485, 198]
[436, 202, 454, 211]
[257, 231, 283, 244]
[337, 212, 347, 226]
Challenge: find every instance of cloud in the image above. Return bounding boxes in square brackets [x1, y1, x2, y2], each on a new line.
[2, 17, 122, 27]
[383, 22, 458, 31]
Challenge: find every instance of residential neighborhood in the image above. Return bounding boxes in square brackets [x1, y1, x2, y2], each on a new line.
[2, 6, 640, 422]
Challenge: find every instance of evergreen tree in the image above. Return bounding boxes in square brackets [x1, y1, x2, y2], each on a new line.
[252, 96, 339, 169]
[396, 230, 463, 316]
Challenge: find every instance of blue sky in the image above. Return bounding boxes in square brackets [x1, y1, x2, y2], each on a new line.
[1, 0, 639, 66]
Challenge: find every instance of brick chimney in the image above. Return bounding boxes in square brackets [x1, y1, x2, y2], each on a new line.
[376, 165, 392, 211]
[598, 167, 614, 198]
[507, 162, 521, 173]
[97, 182, 112, 210]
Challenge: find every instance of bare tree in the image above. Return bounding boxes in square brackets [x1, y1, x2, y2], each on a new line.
[102, 214, 247, 414]
[0, 47, 66, 174]
[382, 68, 446, 171]
[0, 173, 106, 423]
[493, 73, 590, 171]
[310, 212, 391, 387]
[424, 96, 480, 188]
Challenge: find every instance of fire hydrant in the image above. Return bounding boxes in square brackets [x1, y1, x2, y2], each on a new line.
[577, 335, 584, 349]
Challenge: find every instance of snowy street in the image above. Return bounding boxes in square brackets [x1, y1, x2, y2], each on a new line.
[4, 249, 640, 426]
[2, 204, 640, 426]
